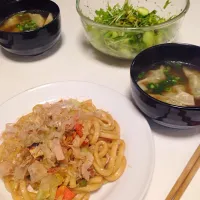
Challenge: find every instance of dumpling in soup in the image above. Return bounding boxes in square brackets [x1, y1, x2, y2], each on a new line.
[28, 13, 45, 27]
[183, 67, 200, 99]
[138, 66, 166, 91]
[150, 85, 195, 106]
[44, 13, 53, 25]
[0, 15, 20, 32]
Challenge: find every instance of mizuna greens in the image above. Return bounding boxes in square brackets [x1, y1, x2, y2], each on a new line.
[86, 0, 176, 59]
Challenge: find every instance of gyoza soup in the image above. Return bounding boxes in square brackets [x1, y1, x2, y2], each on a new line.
[137, 61, 200, 107]
[0, 10, 54, 32]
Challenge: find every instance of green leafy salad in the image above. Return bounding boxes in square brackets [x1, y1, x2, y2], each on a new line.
[85, 0, 176, 59]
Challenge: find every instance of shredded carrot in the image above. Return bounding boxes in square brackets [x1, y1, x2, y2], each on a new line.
[55, 186, 76, 200]
[81, 139, 89, 146]
[74, 123, 83, 137]
[55, 186, 66, 199]
[72, 132, 77, 140]
[47, 167, 59, 174]
[63, 187, 76, 200]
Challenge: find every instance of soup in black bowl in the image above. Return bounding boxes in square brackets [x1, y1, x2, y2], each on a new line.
[0, 0, 61, 56]
[0, 10, 54, 32]
[137, 61, 200, 107]
[130, 43, 200, 129]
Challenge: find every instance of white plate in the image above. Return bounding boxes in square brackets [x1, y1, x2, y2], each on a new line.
[0, 81, 154, 200]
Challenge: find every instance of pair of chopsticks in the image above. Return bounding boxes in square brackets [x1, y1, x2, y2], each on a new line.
[166, 145, 200, 200]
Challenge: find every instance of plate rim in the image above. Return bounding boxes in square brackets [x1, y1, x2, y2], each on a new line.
[0, 80, 155, 200]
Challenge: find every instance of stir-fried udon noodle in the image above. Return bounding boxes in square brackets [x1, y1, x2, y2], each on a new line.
[0, 99, 126, 200]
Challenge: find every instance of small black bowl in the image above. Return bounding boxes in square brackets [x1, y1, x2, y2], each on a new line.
[0, 0, 61, 56]
[130, 43, 200, 129]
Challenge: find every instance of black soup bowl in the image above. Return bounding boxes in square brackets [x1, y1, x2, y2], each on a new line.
[0, 0, 61, 56]
[130, 43, 200, 129]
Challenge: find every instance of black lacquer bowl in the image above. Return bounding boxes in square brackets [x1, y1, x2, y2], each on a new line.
[0, 0, 61, 56]
[130, 43, 200, 129]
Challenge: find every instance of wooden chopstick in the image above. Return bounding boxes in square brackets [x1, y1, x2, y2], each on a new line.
[174, 157, 200, 200]
[165, 145, 200, 200]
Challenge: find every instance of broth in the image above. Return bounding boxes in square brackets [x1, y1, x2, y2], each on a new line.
[0, 10, 54, 32]
[137, 61, 200, 107]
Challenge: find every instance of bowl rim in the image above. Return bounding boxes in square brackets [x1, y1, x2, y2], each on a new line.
[130, 42, 200, 111]
[76, 0, 190, 31]
[0, 0, 60, 34]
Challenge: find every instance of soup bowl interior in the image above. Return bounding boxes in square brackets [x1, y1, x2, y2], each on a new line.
[130, 43, 200, 128]
[0, 0, 58, 22]
[0, 0, 61, 56]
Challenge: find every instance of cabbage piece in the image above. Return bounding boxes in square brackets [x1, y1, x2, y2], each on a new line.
[27, 185, 38, 193]
[14, 166, 27, 180]
[70, 146, 94, 180]
[28, 144, 44, 159]
[28, 161, 47, 183]
[24, 133, 41, 147]
[51, 138, 65, 161]
[81, 152, 94, 181]
[48, 187, 57, 200]
[40, 143, 56, 167]
[183, 67, 200, 99]
[36, 180, 50, 200]
[36, 174, 63, 200]
[72, 136, 81, 148]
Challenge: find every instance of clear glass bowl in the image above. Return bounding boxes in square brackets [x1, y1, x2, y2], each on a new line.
[76, 0, 190, 59]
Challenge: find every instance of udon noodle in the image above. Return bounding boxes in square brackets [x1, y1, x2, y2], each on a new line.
[0, 99, 126, 200]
